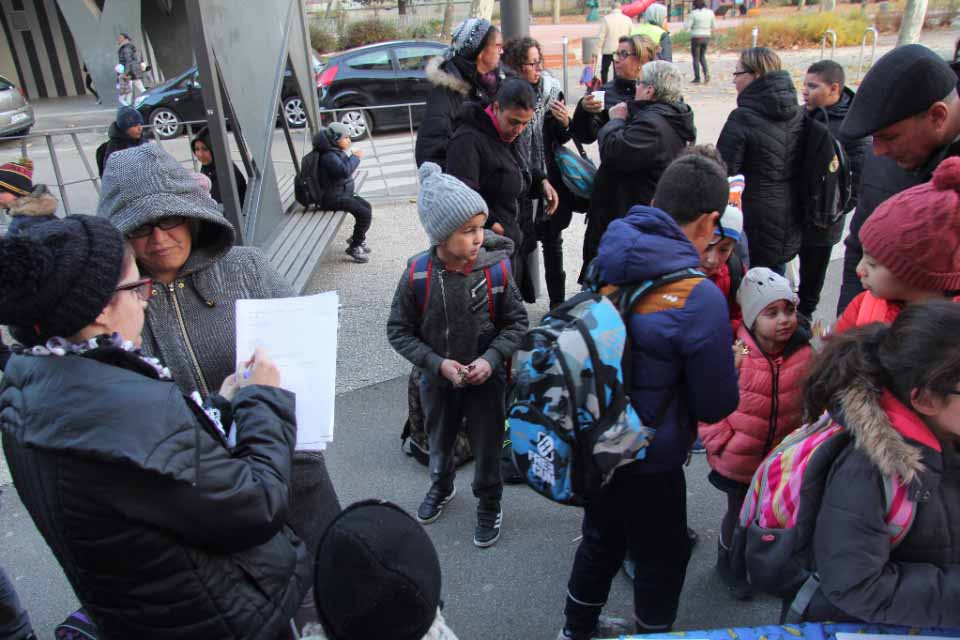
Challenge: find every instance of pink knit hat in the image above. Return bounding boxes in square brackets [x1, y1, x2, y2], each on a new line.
[860, 156, 960, 292]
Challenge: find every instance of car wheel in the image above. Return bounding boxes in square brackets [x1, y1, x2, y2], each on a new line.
[283, 96, 307, 129]
[149, 107, 183, 139]
[338, 106, 371, 141]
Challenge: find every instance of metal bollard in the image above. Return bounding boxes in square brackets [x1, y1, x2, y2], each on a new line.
[856, 26, 878, 82]
[820, 29, 837, 59]
[751, 26, 759, 47]
[562, 35, 569, 101]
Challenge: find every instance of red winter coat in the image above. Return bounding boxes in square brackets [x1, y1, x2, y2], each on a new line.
[699, 325, 812, 484]
[834, 291, 903, 334]
[709, 261, 743, 335]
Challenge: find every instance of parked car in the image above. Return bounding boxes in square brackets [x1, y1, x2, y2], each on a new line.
[0, 76, 34, 138]
[318, 40, 446, 141]
[134, 56, 322, 139]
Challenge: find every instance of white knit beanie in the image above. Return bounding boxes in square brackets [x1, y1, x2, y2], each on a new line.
[737, 267, 799, 329]
[417, 162, 488, 246]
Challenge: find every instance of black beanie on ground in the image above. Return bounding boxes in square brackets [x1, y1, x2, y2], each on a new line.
[0, 215, 124, 344]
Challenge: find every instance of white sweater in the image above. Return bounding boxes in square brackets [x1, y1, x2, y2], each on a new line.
[685, 8, 716, 38]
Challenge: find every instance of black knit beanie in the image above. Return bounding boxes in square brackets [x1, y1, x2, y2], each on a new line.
[0, 215, 124, 344]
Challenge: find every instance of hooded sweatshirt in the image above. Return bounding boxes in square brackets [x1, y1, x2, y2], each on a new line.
[387, 231, 529, 379]
[595, 205, 739, 473]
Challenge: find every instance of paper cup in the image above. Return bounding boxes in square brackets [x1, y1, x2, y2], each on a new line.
[591, 90, 605, 105]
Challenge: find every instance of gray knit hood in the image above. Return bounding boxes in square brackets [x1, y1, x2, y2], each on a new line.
[97, 144, 235, 277]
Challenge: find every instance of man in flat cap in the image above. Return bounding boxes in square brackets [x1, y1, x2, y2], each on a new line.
[836, 44, 960, 313]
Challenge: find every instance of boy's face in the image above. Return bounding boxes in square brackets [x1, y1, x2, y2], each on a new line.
[700, 237, 736, 278]
[440, 213, 486, 263]
[337, 136, 351, 150]
[753, 299, 798, 347]
[0, 190, 18, 206]
[802, 73, 841, 111]
[856, 251, 914, 301]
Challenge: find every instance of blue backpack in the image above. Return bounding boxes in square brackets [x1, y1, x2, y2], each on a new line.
[507, 267, 704, 505]
[554, 139, 596, 205]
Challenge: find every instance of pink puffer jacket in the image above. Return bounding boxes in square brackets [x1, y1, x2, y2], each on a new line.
[699, 325, 812, 484]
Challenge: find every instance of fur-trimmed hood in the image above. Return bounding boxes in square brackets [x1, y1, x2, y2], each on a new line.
[7, 184, 58, 217]
[837, 386, 940, 484]
[425, 56, 471, 97]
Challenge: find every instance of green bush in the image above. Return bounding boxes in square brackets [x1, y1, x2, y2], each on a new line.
[723, 9, 870, 49]
[310, 23, 339, 54]
[407, 18, 443, 40]
[342, 18, 400, 50]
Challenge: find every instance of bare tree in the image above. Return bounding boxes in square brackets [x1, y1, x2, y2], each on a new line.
[897, 0, 928, 44]
[469, 0, 496, 20]
[441, 0, 456, 38]
[553, 0, 561, 23]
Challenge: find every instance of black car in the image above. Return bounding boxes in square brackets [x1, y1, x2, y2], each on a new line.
[318, 40, 446, 141]
[135, 59, 321, 139]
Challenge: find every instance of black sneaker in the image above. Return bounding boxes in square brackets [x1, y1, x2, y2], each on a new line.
[416, 484, 455, 524]
[345, 245, 369, 263]
[347, 239, 372, 254]
[474, 500, 502, 547]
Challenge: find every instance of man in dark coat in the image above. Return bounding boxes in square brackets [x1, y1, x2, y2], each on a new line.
[836, 44, 960, 313]
[798, 60, 869, 320]
[581, 59, 695, 279]
[446, 78, 557, 267]
[97, 106, 146, 176]
[415, 18, 503, 169]
[717, 65, 805, 271]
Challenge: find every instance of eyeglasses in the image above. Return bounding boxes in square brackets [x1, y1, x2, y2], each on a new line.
[127, 217, 187, 239]
[115, 277, 154, 302]
[732, 70, 751, 77]
[522, 59, 544, 68]
[615, 49, 635, 60]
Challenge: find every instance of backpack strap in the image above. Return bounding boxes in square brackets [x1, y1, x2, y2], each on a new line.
[408, 252, 433, 318]
[881, 473, 916, 548]
[482, 258, 511, 323]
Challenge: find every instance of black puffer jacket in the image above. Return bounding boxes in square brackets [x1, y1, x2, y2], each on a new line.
[805, 386, 960, 627]
[0, 344, 310, 639]
[414, 56, 502, 169]
[581, 99, 696, 276]
[570, 75, 637, 145]
[313, 130, 361, 199]
[446, 102, 544, 255]
[118, 41, 143, 79]
[717, 71, 805, 268]
[803, 87, 870, 247]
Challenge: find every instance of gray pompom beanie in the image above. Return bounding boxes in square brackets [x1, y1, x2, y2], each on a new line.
[417, 162, 488, 246]
[737, 267, 799, 329]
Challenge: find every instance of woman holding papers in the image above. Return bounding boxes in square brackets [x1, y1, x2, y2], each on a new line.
[97, 146, 341, 570]
[0, 215, 309, 639]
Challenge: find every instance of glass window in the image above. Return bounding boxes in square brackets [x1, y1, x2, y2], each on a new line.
[395, 46, 442, 71]
[346, 50, 393, 72]
[0, 77, 13, 91]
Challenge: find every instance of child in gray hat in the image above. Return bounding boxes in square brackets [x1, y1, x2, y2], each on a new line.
[387, 162, 528, 548]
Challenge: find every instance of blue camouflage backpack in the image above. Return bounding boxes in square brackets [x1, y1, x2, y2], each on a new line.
[508, 267, 704, 505]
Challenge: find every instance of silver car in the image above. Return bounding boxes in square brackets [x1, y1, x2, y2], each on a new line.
[0, 76, 33, 137]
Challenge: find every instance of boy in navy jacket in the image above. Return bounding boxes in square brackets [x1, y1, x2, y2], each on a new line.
[314, 123, 373, 263]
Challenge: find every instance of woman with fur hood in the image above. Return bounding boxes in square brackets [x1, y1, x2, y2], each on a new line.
[414, 17, 504, 169]
[796, 300, 960, 626]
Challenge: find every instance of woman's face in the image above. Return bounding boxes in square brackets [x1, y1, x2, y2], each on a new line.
[518, 45, 542, 85]
[733, 61, 756, 95]
[193, 141, 213, 167]
[614, 41, 641, 81]
[100, 254, 149, 347]
[128, 217, 193, 284]
[476, 29, 503, 74]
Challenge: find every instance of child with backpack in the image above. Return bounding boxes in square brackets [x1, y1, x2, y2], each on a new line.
[748, 300, 960, 626]
[308, 122, 373, 263]
[387, 162, 528, 549]
[835, 156, 960, 333]
[557, 153, 739, 640]
[699, 267, 812, 599]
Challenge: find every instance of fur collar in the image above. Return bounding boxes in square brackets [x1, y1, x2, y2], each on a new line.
[7, 185, 58, 217]
[426, 56, 470, 97]
[838, 386, 938, 484]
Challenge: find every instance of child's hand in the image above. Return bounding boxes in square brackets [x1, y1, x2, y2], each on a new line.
[440, 359, 467, 387]
[464, 358, 492, 385]
[491, 222, 505, 236]
[353, 149, 363, 159]
[732, 340, 748, 369]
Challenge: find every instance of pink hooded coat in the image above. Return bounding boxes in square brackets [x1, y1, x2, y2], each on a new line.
[699, 325, 812, 484]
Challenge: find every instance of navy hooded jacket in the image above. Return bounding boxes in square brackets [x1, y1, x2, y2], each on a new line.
[596, 205, 740, 473]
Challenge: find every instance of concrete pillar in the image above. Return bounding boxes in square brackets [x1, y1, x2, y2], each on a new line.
[501, 0, 530, 40]
[143, 0, 193, 79]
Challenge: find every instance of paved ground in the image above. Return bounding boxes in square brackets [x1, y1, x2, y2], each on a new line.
[1, 27, 957, 640]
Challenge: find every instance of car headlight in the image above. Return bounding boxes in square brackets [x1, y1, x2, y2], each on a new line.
[133, 95, 147, 108]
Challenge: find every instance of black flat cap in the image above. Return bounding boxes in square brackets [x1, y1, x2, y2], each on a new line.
[840, 44, 958, 141]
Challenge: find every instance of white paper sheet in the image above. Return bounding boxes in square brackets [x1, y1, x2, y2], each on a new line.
[235, 291, 339, 450]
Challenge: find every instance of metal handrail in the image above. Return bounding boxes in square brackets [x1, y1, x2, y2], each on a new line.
[857, 26, 879, 82]
[820, 29, 837, 60]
